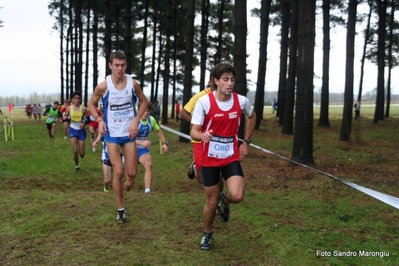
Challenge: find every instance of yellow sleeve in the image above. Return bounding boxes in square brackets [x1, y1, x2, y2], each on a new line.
[150, 116, 160, 131]
[183, 88, 211, 114]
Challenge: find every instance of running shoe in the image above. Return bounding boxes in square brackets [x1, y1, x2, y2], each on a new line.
[200, 232, 213, 251]
[116, 209, 126, 224]
[75, 166, 80, 171]
[218, 192, 230, 223]
[187, 161, 195, 179]
[103, 187, 110, 192]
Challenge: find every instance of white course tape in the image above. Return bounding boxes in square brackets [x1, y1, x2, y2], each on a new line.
[161, 124, 399, 209]
[160, 124, 191, 140]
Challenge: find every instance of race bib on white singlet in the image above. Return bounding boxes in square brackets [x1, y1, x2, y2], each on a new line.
[208, 135, 234, 159]
[109, 102, 133, 124]
[70, 121, 81, 130]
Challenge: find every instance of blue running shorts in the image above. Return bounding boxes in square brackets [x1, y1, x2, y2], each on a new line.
[68, 127, 87, 141]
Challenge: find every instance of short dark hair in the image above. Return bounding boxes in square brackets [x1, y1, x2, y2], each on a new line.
[146, 102, 153, 111]
[211, 63, 236, 83]
[109, 50, 127, 63]
[72, 91, 82, 98]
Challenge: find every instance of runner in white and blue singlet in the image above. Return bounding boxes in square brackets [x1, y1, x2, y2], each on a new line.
[88, 50, 149, 224]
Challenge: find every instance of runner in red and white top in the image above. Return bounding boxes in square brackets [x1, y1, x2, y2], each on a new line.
[190, 63, 256, 251]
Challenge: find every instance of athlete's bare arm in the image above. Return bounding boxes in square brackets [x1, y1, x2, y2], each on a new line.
[239, 111, 256, 159]
[88, 80, 108, 134]
[180, 109, 191, 122]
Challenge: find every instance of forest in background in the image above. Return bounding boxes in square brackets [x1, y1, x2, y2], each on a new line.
[3, 0, 394, 164]
[1, 90, 399, 109]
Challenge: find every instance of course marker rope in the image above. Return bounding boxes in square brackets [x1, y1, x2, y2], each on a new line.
[160, 124, 399, 210]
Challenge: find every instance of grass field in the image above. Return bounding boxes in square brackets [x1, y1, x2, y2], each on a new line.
[1, 106, 399, 265]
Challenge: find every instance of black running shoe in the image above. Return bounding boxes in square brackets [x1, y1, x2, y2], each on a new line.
[218, 192, 230, 223]
[200, 231, 213, 251]
[116, 209, 127, 224]
[187, 161, 195, 179]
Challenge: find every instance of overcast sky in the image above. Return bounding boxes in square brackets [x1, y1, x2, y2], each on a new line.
[0, 0, 397, 99]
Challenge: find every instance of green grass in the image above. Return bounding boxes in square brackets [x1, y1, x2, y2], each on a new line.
[1, 106, 399, 265]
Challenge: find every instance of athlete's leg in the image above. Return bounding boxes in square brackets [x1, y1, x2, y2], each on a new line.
[69, 137, 79, 166]
[46, 123, 52, 138]
[224, 175, 245, 204]
[63, 121, 69, 137]
[89, 126, 95, 144]
[138, 153, 153, 192]
[201, 167, 221, 233]
[107, 142, 125, 209]
[51, 122, 57, 139]
[203, 184, 220, 233]
[78, 139, 85, 158]
[103, 163, 112, 189]
[192, 143, 203, 184]
[122, 142, 138, 192]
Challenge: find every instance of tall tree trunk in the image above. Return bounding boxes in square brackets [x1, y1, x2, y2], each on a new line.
[317, 0, 331, 127]
[373, 0, 387, 123]
[200, 0, 210, 91]
[60, 0, 65, 102]
[277, 0, 290, 125]
[69, 2, 74, 94]
[339, 0, 357, 141]
[385, 0, 394, 118]
[140, 0, 150, 88]
[172, 3, 177, 111]
[124, 0, 132, 74]
[92, 0, 99, 91]
[162, 0, 172, 125]
[155, 34, 163, 103]
[66, 25, 71, 99]
[75, 0, 83, 93]
[180, 0, 195, 142]
[172, 3, 178, 105]
[234, 0, 247, 140]
[358, 0, 373, 102]
[84, 4, 91, 106]
[292, 0, 315, 164]
[254, 0, 272, 130]
[215, 0, 225, 64]
[150, 0, 159, 102]
[282, 0, 298, 135]
[104, 0, 112, 76]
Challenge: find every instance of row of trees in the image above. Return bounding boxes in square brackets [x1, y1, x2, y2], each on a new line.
[0, 94, 60, 108]
[48, 0, 399, 164]
[3, 89, 396, 109]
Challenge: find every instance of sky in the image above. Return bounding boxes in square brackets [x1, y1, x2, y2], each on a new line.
[0, 0, 398, 99]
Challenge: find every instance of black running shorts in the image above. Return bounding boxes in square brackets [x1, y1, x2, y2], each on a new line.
[201, 161, 244, 187]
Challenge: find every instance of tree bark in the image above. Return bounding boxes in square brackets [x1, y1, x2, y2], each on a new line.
[234, 0, 247, 140]
[291, 0, 315, 164]
[254, 0, 272, 130]
[179, 0, 195, 142]
[277, 0, 290, 124]
[317, 0, 331, 127]
[339, 0, 357, 141]
[282, 0, 298, 135]
[373, 0, 387, 123]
